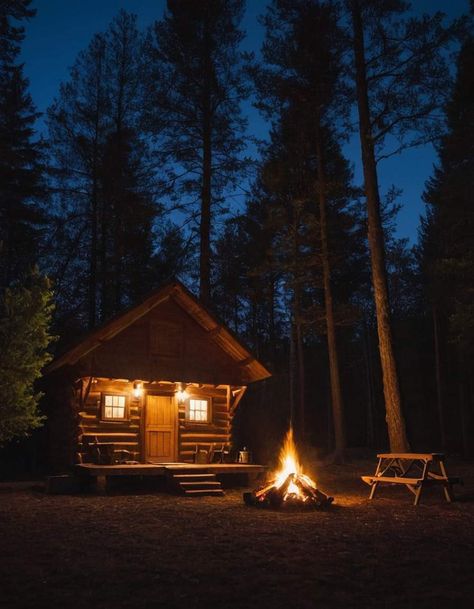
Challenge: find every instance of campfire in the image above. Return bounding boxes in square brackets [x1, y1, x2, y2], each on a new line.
[244, 428, 333, 509]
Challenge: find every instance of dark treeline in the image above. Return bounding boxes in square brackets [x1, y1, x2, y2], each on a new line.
[1, 0, 473, 463]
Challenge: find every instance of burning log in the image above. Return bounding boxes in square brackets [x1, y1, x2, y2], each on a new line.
[244, 472, 333, 510]
[295, 473, 332, 505]
[243, 427, 334, 510]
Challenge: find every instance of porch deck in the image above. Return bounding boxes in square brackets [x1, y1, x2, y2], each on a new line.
[73, 462, 267, 494]
[75, 462, 267, 477]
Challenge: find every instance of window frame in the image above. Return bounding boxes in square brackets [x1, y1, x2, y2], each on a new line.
[185, 396, 212, 425]
[100, 392, 129, 422]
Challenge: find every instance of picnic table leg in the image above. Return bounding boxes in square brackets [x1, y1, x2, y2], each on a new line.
[414, 482, 423, 506]
[439, 461, 454, 503]
[413, 460, 430, 506]
[368, 457, 383, 500]
[369, 480, 378, 499]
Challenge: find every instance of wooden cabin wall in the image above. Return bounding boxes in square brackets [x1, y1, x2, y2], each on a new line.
[75, 379, 240, 463]
[178, 385, 231, 462]
[77, 378, 141, 462]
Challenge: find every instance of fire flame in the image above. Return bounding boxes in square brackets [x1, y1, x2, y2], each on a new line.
[246, 426, 332, 509]
[275, 427, 301, 488]
[273, 427, 317, 501]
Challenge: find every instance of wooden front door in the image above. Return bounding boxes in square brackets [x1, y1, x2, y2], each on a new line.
[145, 395, 176, 463]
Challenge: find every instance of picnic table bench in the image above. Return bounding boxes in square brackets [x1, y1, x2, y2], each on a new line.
[362, 453, 461, 506]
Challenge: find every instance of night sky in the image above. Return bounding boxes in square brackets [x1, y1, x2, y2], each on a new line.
[20, 0, 470, 243]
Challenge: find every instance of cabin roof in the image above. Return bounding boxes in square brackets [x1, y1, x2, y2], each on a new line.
[46, 280, 271, 383]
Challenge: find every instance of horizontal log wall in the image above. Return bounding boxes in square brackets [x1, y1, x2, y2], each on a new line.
[76, 379, 239, 463]
[76, 379, 141, 462]
[178, 386, 231, 462]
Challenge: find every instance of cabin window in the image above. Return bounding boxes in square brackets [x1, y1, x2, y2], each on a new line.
[102, 394, 127, 420]
[187, 398, 209, 423]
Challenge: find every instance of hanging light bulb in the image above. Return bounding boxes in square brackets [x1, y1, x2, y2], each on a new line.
[176, 383, 188, 403]
[133, 381, 143, 399]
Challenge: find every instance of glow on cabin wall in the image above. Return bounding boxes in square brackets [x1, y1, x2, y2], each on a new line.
[132, 381, 143, 399]
[176, 383, 188, 403]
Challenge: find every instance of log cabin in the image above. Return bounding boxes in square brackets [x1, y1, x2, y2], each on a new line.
[44, 280, 271, 470]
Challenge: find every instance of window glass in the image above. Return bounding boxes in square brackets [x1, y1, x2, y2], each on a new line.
[103, 394, 126, 419]
[188, 399, 208, 422]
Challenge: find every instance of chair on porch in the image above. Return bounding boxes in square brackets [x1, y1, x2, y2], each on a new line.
[209, 442, 231, 463]
[84, 436, 115, 465]
[193, 444, 210, 464]
[192, 443, 231, 464]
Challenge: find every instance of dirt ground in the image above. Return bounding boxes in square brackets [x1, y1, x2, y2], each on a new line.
[1, 460, 473, 609]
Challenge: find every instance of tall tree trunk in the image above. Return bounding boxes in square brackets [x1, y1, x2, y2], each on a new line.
[113, 133, 124, 315]
[290, 202, 306, 440]
[99, 187, 108, 322]
[88, 179, 98, 329]
[315, 134, 346, 459]
[88, 41, 105, 329]
[432, 305, 446, 450]
[294, 287, 306, 440]
[457, 346, 472, 458]
[200, 28, 212, 306]
[289, 318, 297, 427]
[363, 318, 376, 446]
[113, 31, 126, 314]
[350, 0, 409, 452]
[3, 205, 12, 287]
[269, 276, 277, 364]
[200, 110, 212, 305]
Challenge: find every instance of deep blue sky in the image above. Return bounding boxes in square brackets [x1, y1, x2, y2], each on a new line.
[20, 0, 470, 244]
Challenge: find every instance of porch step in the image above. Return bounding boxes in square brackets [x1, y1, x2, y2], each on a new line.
[173, 473, 216, 481]
[180, 481, 222, 490]
[183, 488, 224, 496]
[169, 471, 224, 497]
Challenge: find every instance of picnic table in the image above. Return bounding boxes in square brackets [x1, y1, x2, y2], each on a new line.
[362, 453, 461, 506]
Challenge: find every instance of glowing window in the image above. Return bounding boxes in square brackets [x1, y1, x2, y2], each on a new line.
[103, 394, 126, 420]
[188, 399, 209, 423]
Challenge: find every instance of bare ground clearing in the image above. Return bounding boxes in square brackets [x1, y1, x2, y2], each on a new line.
[1, 460, 473, 609]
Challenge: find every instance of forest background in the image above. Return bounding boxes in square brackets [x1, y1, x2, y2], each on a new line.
[1, 0, 473, 472]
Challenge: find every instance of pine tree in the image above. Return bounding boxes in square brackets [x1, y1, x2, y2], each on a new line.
[0, 268, 55, 446]
[47, 11, 159, 329]
[423, 34, 474, 346]
[0, 0, 45, 287]
[47, 32, 109, 329]
[98, 127, 157, 319]
[255, 0, 354, 457]
[144, 0, 251, 305]
[348, 0, 460, 452]
[213, 195, 285, 363]
[151, 221, 194, 284]
[421, 22, 474, 455]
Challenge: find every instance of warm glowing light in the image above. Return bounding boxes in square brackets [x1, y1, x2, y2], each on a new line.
[176, 384, 188, 403]
[132, 382, 143, 398]
[286, 480, 300, 495]
[246, 426, 332, 509]
[274, 427, 302, 488]
[271, 427, 318, 502]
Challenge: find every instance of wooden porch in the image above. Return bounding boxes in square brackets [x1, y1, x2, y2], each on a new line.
[76, 462, 266, 476]
[74, 462, 267, 495]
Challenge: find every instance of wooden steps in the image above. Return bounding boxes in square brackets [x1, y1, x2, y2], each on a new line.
[169, 471, 224, 497]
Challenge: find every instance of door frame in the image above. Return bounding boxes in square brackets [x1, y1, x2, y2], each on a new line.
[143, 391, 178, 463]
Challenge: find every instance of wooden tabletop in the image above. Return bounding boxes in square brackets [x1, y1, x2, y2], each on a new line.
[376, 453, 445, 461]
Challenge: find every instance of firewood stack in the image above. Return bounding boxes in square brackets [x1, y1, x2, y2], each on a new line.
[243, 472, 334, 509]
